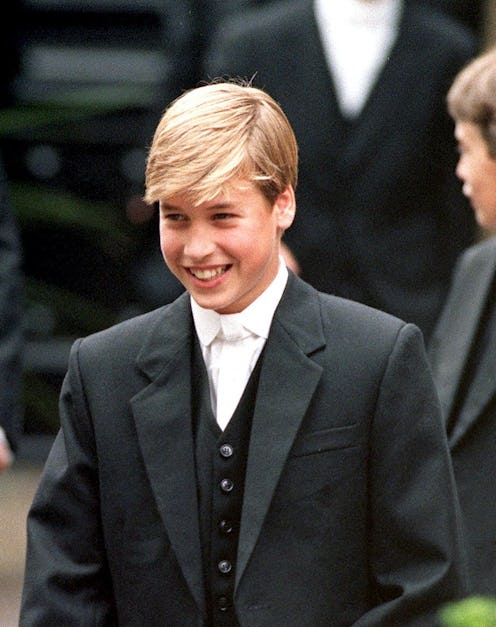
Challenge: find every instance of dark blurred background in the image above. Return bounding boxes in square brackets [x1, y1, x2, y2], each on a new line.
[2, 1, 196, 441]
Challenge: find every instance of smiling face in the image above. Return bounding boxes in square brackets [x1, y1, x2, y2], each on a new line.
[455, 121, 496, 230]
[159, 178, 295, 313]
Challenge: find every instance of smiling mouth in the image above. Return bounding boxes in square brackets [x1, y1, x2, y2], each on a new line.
[189, 265, 231, 281]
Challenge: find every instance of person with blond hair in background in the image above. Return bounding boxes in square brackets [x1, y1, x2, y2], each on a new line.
[429, 47, 496, 597]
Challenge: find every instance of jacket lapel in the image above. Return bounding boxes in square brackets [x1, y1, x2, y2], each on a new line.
[130, 293, 205, 615]
[434, 252, 495, 431]
[447, 255, 496, 448]
[450, 319, 496, 449]
[340, 4, 429, 172]
[236, 275, 325, 587]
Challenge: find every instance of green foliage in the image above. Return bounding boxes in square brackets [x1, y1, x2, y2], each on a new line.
[439, 596, 496, 627]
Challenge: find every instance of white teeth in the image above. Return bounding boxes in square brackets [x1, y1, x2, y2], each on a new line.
[191, 266, 227, 280]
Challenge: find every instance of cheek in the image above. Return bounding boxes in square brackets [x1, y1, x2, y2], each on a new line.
[480, 181, 496, 219]
[471, 169, 496, 228]
[159, 229, 180, 259]
[223, 229, 260, 254]
[476, 162, 496, 197]
[242, 226, 278, 258]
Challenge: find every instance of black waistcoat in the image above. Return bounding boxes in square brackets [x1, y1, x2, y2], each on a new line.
[192, 337, 264, 626]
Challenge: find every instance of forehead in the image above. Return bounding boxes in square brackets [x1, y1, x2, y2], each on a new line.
[455, 120, 481, 142]
[162, 177, 264, 208]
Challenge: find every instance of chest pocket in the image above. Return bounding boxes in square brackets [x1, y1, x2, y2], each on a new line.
[290, 423, 359, 458]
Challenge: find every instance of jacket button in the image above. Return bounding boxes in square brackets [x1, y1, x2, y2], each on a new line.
[218, 560, 232, 574]
[219, 519, 234, 534]
[220, 478, 234, 492]
[220, 443, 234, 458]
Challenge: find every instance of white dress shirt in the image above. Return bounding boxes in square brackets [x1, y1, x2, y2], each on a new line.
[192, 258, 288, 430]
[314, 0, 403, 118]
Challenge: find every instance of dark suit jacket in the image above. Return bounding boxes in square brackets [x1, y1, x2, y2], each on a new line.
[20, 274, 466, 625]
[417, 0, 485, 33]
[428, 237, 496, 596]
[203, 0, 477, 339]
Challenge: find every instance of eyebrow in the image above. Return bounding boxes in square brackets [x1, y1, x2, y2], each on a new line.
[161, 201, 234, 212]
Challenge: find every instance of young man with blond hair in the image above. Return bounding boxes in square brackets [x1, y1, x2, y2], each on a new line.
[21, 81, 467, 625]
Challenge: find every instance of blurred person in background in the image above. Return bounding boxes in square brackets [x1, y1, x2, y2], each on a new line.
[428, 47, 496, 597]
[203, 0, 478, 341]
[415, 0, 486, 37]
[0, 154, 24, 471]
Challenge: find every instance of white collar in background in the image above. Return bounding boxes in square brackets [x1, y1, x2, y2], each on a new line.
[191, 257, 289, 347]
[314, 0, 403, 118]
[315, 0, 402, 28]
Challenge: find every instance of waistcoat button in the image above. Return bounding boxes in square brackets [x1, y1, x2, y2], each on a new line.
[218, 595, 230, 611]
[219, 519, 234, 534]
[220, 443, 234, 458]
[218, 560, 232, 574]
[220, 478, 234, 492]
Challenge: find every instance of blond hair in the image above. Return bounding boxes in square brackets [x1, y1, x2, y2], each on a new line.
[447, 47, 496, 157]
[144, 80, 298, 205]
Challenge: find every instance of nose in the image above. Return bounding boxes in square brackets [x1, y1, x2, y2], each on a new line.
[183, 222, 215, 260]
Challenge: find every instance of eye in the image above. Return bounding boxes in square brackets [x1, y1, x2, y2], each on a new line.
[213, 212, 233, 220]
[163, 213, 185, 222]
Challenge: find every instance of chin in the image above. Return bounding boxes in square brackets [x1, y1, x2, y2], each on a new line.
[475, 215, 496, 231]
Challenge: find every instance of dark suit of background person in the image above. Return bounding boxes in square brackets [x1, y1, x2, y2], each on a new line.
[203, 0, 477, 340]
[428, 237, 496, 596]
[20, 272, 467, 625]
[0, 155, 24, 463]
[415, 0, 486, 36]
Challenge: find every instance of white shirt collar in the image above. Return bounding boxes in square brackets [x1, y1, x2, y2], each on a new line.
[191, 258, 288, 347]
[315, 0, 402, 29]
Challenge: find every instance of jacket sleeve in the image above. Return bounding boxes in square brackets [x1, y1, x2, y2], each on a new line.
[354, 323, 468, 625]
[19, 338, 118, 626]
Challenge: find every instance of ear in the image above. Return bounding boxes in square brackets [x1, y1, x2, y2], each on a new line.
[273, 185, 296, 231]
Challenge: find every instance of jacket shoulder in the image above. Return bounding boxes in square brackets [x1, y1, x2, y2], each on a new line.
[406, 3, 477, 55]
[318, 290, 406, 336]
[458, 236, 496, 267]
[288, 273, 415, 351]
